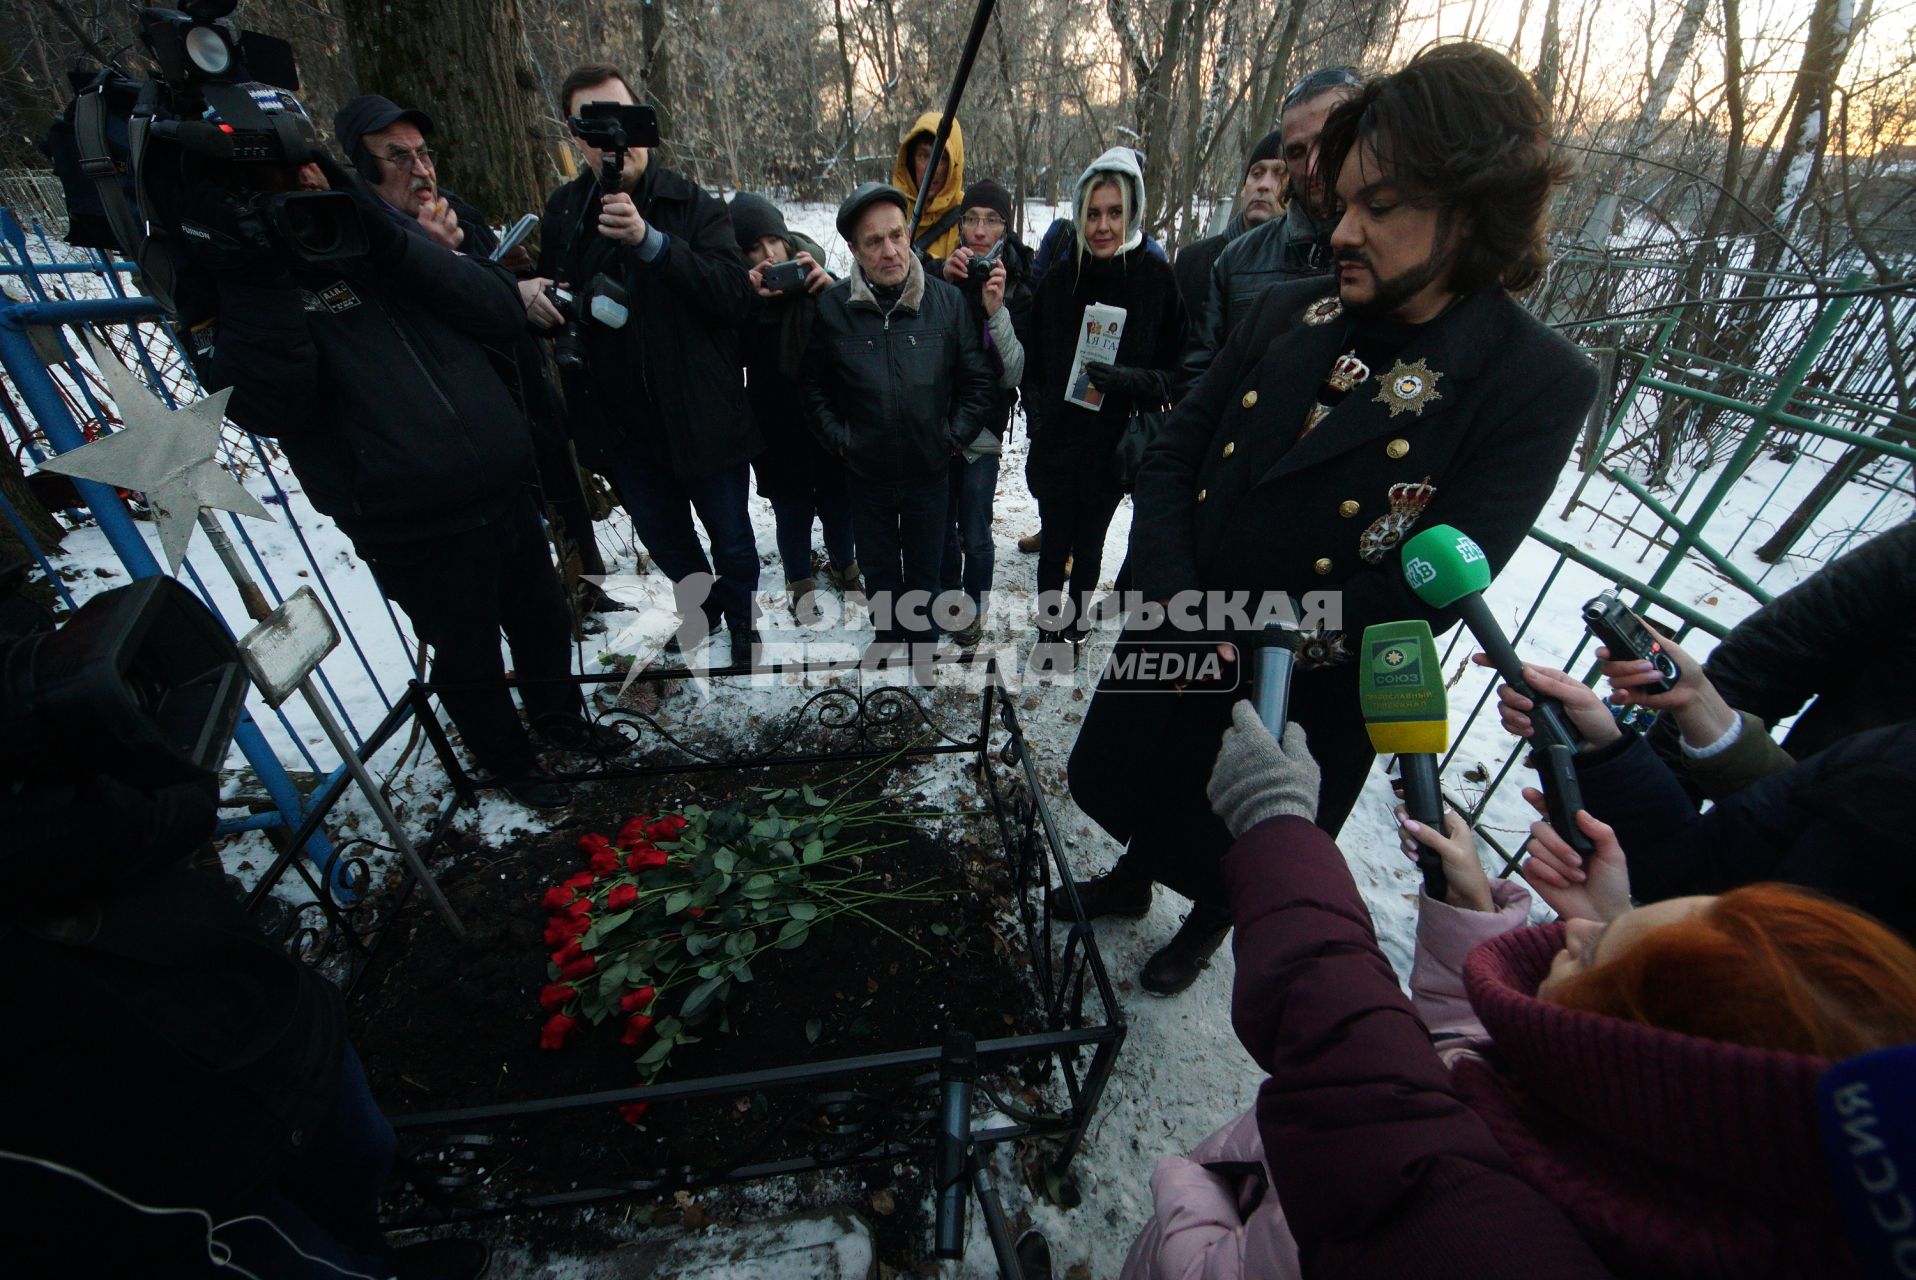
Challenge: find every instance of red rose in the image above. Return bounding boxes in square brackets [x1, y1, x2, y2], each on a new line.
[551, 938, 584, 967]
[686, 907, 704, 919]
[563, 897, 593, 919]
[626, 847, 667, 873]
[538, 982, 576, 1012]
[618, 985, 657, 1013]
[606, 883, 639, 911]
[617, 1100, 649, 1125]
[578, 832, 613, 855]
[539, 1013, 578, 1050]
[541, 918, 573, 947]
[541, 886, 577, 911]
[619, 817, 651, 847]
[648, 815, 688, 841]
[588, 848, 621, 876]
[563, 872, 595, 890]
[620, 1013, 655, 1046]
[560, 955, 596, 981]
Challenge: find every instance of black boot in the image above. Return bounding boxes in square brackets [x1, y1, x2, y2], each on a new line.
[1046, 863, 1152, 921]
[1139, 903, 1232, 995]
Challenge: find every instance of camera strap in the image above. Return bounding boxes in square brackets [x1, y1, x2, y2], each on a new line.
[912, 205, 963, 255]
[73, 77, 177, 314]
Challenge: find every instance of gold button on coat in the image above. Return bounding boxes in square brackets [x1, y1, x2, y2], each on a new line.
[1197, 488, 1208, 503]
[1386, 438, 1410, 459]
[1222, 442, 1235, 458]
[1339, 500, 1360, 517]
[1241, 390, 1258, 409]
[1314, 558, 1333, 575]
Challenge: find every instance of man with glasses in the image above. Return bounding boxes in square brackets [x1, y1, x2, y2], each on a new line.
[528, 64, 763, 662]
[1181, 66, 1364, 383]
[334, 94, 620, 635]
[933, 178, 1031, 647]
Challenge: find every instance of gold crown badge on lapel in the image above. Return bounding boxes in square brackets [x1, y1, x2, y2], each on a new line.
[1359, 477, 1437, 563]
[1375, 358, 1443, 418]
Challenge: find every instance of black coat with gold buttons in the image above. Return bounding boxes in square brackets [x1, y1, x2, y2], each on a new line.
[1067, 275, 1596, 900]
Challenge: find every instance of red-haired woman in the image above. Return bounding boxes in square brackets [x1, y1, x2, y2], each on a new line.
[1118, 701, 1916, 1280]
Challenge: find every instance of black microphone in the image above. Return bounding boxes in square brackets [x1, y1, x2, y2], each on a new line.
[1402, 526, 1595, 857]
[934, 1029, 977, 1259]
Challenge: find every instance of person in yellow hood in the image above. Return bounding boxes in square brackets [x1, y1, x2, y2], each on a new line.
[892, 112, 966, 260]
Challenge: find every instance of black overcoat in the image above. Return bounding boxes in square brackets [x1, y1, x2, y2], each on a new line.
[1069, 275, 1598, 903]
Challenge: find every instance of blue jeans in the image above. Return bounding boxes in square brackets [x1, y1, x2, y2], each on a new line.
[848, 470, 948, 643]
[610, 443, 760, 632]
[770, 470, 856, 585]
[940, 452, 999, 617]
[222, 1047, 397, 1279]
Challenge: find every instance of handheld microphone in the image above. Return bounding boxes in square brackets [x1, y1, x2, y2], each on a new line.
[1246, 626, 1297, 736]
[934, 1029, 977, 1259]
[1358, 621, 1449, 900]
[1400, 526, 1595, 858]
[1816, 1044, 1916, 1280]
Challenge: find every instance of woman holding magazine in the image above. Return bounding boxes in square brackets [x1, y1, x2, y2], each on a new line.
[1022, 147, 1186, 660]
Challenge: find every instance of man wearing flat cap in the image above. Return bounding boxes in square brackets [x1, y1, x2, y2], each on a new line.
[800, 183, 995, 664]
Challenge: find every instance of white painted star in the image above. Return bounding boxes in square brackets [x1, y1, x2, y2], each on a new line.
[39, 333, 272, 571]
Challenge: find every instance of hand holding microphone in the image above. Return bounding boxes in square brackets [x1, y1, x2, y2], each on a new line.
[1399, 525, 1595, 858]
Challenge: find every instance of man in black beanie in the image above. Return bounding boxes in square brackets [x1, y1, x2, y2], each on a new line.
[934, 177, 1032, 646]
[1172, 128, 1284, 320]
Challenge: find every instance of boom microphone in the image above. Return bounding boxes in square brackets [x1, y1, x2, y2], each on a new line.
[1358, 620, 1449, 899]
[1400, 525, 1595, 858]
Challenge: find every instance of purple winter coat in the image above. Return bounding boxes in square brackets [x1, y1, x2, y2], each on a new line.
[1120, 815, 1614, 1280]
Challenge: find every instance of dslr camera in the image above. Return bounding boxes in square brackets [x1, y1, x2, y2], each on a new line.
[44, 0, 363, 308]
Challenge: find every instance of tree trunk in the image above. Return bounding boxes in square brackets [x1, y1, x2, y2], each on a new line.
[339, 0, 548, 222]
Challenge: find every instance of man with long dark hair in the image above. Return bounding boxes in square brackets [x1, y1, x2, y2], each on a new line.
[1064, 42, 1598, 995]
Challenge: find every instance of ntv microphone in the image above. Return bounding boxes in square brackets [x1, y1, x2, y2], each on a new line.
[1399, 525, 1595, 858]
[1358, 620, 1450, 900]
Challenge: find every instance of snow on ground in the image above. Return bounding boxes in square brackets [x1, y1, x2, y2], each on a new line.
[13, 199, 1912, 1277]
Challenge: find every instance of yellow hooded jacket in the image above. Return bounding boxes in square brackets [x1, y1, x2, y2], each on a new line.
[891, 112, 966, 261]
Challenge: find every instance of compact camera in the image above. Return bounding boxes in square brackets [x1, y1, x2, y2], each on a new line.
[760, 258, 810, 296]
[965, 238, 1004, 284]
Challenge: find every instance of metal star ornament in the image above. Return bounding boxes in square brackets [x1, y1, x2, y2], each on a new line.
[39, 333, 272, 571]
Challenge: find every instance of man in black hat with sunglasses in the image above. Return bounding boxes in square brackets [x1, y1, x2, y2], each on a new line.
[528, 64, 763, 661]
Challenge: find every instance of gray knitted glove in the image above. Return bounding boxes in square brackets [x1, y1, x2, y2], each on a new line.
[1207, 700, 1322, 838]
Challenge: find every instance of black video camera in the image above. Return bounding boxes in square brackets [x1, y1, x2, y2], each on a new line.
[43, 0, 363, 308]
[568, 101, 662, 192]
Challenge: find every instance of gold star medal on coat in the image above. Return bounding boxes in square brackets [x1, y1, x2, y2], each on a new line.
[1375, 358, 1443, 418]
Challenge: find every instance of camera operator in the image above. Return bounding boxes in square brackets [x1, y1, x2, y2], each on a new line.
[935, 178, 1031, 648]
[181, 113, 620, 810]
[529, 64, 762, 657]
[334, 93, 617, 624]
[0, 583, 487, 1279]
[801, 183, 995, 663]
[728, 192, 857, 618]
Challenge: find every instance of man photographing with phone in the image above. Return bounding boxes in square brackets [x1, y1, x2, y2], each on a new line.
[530, 64, 763, 658]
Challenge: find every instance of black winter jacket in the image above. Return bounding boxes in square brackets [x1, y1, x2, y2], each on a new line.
[1170, 213, 1248, 322]
[744, 231, 844, 504]
[800, 260, 996, 485]
[936, 236, 1036, 442]
[200, 229, 535, 544]
[1178, 202, 1332, 389]
[1574, 722, 1916, 942]
[536, 164, 760, 479]
[1024, 247, 1185, 470]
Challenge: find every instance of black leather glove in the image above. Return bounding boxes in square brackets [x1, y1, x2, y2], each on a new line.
[1083, 360, 1167, 405]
